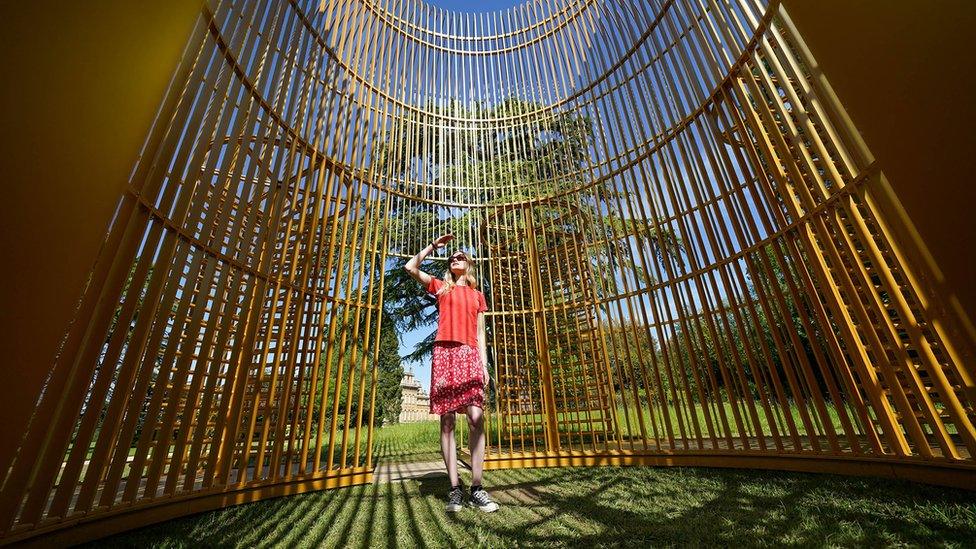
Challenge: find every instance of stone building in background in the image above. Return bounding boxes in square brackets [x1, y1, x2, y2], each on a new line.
[398, 370, 438, 423]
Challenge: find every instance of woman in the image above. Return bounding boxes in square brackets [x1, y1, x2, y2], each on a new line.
[404, 234, 499, 513]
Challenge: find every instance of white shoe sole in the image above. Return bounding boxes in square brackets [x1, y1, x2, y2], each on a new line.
[445, 503, 463, 512]
[469, 501, 499, 513]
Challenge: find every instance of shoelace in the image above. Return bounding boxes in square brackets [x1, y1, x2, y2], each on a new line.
[471, 490, 493, 505]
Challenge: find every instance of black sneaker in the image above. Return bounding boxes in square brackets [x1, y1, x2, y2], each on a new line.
[445, 486, 464, 512]
[468, 487, 499, 513]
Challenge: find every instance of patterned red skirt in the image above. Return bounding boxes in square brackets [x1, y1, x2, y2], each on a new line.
[430, 342, 485, 415]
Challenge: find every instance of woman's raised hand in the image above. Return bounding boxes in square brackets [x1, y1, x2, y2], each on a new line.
[432, 234, 454, 249]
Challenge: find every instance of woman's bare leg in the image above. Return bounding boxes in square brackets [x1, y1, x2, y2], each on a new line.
[466, 405, 486, 486]
[440, 413, 459, 487]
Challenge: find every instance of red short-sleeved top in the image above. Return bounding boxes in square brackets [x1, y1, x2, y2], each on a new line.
[427, 278, 487, 348]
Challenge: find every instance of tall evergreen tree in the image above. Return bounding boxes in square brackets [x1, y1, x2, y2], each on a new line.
[375, 309, 404, 425]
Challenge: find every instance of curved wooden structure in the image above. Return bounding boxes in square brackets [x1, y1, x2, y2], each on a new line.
[2, 0, 975, 544]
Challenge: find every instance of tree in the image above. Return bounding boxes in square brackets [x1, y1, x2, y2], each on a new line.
[372, 98, 685, 368]
[374, 308, 404, 425]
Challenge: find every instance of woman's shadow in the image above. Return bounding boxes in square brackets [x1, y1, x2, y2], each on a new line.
[413, 452, 473, 499]
[415, 471, 452, 498]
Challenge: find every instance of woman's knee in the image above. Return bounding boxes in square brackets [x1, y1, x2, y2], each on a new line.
[466, 407, 484, 429]
[440, 414, 456, 433]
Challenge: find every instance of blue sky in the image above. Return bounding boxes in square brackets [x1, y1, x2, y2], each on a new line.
[161, 0, 765, 397]
[400, 324, 433, 392]
[395, 0, 553, 392]
[426, 0, 522, 13]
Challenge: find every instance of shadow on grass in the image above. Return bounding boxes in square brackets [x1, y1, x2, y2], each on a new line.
[415, 471, 452, 497]
[87, 467, 976, 547]
[408, 467, 976, 547]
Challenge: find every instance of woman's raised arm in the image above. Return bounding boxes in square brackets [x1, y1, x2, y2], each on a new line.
[404, 233, 453, 286]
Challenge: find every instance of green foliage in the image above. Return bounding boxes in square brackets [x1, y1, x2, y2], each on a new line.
[104, 259, 162, 443]
[374, 98, 684, 365]
[375, 312, 404, 426]
[309, 306, 373, 428]
[605, 242, 837, 408]
[310, 271, 413, 429]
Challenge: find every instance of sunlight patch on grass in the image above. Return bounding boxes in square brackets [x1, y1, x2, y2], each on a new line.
[90, 466, 976, 548]
[371, 421, 441, 463]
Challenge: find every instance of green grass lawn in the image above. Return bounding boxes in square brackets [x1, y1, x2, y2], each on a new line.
[614, 399, 861, 440]
[478, 400, 873, 454]
[89, 465, 976, 548]
[371, 420, 442, 463]
[79, 398, 912, 474]
[76, 422, 976, 547]
[491, 399, 864, 442]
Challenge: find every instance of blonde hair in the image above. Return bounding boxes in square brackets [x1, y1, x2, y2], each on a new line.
[437, 259, 478, 295]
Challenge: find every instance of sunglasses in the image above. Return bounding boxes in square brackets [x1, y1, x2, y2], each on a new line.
[449, 254, 469, 262]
